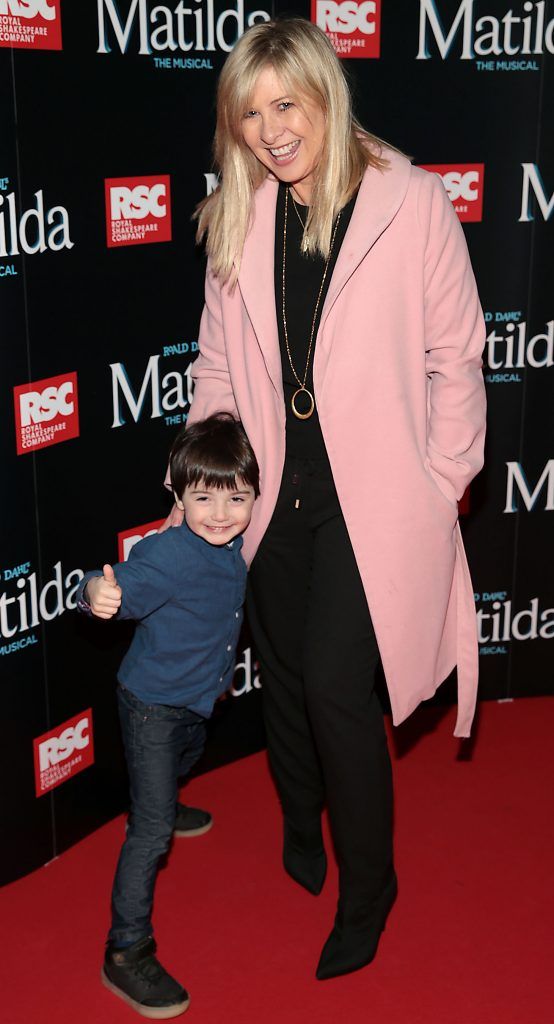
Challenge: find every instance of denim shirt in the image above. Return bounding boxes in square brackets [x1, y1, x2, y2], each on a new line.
[76, 524, 246, 716]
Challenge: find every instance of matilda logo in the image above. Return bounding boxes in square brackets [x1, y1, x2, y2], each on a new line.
[13, 371, 79, 455]
[504, 460, 554, 512]
[110, 353, 193, 428]
[485, 316, 554, 373]
[97, 0, 270, 58]
[0, 183, 73, 259]
[118, 519, 165, 561]
[33, 710, 94, 797]
[519, 163, 554, 221]
[420, 163, 484, 221]
[312, 0, 380, 58]
[416, 1, 554, 62]
[476, 592, 554, 652]
[0, 560, 84, 656]
[204, 173, 219, 195]
[0, 0, 62, 50]
[105, 175, 171, 248]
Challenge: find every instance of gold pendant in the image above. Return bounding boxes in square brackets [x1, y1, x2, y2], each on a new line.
[291, 387, 315, 420]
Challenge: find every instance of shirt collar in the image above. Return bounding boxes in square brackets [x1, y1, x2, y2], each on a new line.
[178, 521, 243, 560]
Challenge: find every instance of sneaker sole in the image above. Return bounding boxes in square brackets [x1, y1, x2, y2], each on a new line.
[173, 819, 213, 838]
[101, 967, 190, 1019]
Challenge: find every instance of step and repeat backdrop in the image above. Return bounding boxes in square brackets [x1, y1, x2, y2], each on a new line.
[1, 0, 553, 885]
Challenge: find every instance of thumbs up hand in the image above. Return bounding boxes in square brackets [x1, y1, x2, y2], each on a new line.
[102, 564, 118, 587]
[85, 564, 123, 619]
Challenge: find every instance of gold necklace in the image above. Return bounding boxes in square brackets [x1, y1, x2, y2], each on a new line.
[290, 190, 307, 231]
[282, 188, 341, 420]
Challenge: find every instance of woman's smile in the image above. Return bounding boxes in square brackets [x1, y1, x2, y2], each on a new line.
[267, 139, 301, 163]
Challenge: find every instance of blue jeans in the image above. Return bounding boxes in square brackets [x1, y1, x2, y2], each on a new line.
[109, 684, 207, 947]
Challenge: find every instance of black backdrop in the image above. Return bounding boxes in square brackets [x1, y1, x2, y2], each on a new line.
[1, 0, 553, 886]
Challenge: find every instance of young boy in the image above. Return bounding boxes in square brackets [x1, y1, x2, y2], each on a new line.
[77, 414, 259, 1019]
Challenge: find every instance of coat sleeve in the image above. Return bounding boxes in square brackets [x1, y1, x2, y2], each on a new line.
[422, 173, 487, 504]
[188, 262, 239, 427]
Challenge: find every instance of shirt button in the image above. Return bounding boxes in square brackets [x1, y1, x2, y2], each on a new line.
[219, 676, 223, 683]
[226, 644, 232, 652]
[235, 611, 239, 619]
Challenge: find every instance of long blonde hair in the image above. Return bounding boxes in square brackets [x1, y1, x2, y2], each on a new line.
[196, 18, 389, 283]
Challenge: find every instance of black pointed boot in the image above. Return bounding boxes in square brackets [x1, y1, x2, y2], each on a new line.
[316, 868, 398, 980]
[283, 814, 327, 896]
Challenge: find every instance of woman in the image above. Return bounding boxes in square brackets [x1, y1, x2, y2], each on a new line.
[184, 18, 486, 979]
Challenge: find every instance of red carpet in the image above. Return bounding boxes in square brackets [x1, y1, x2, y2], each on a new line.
[3, 698, 554, 1024]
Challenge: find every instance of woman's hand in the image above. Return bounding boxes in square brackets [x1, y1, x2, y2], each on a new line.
[85, 565, 122, 619]
[159, 504, 185, 532]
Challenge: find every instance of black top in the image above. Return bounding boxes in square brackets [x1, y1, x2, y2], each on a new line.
[274, 183, 358, 458]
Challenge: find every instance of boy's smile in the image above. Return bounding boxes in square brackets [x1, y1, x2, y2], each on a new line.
[176, 481, 256, 546]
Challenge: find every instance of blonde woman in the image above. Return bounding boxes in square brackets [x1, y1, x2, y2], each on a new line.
[183, 18, 485, 979]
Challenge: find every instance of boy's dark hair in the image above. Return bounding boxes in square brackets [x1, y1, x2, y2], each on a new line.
[169, 413, 260, 498]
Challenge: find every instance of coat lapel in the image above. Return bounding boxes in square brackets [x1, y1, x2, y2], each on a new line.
[319, 150, 412, 331]
[237, 177, 282, 395]
[237, 151, 412, 394]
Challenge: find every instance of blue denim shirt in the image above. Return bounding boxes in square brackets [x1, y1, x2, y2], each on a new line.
[77, 524, 246, 716]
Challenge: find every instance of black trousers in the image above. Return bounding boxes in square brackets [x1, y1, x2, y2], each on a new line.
[247, 455, 394, 898]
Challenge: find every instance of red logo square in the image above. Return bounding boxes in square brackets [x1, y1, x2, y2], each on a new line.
[33, 709, 94, 797]
[13, 371, 79, 455]
[105, 175, 172, 248]
[0, 0, 63, 51]
[118, 519, 166, 562]
[459, 487, 470, 516]
[311, 0, 381, 58]
[420, 164, 485, 222]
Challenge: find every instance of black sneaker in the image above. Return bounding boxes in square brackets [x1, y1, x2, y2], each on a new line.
[173, 802, 213, 838]
[102, 936, 190, 1019]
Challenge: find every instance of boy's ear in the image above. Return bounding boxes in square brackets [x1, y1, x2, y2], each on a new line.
[173, 490, 185, 511]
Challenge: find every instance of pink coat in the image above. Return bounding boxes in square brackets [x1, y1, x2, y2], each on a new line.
[187, 148, 487, 738]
